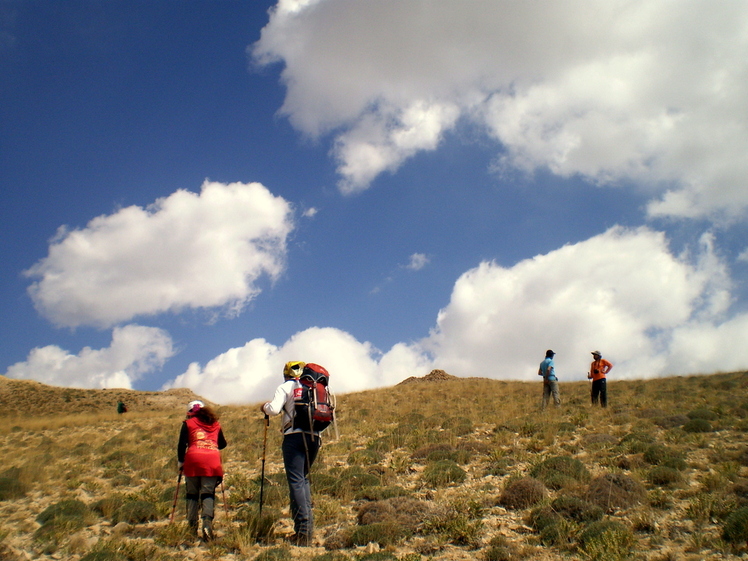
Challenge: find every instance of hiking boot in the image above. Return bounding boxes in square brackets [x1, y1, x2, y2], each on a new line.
[202, 519, 214, 542]
[286, 533, 312, 547]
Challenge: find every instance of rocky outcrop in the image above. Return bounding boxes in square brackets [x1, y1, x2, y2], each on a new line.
[397, 369, 458, 385]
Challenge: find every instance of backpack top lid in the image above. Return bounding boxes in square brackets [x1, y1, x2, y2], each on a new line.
[302, 363, 329, 384]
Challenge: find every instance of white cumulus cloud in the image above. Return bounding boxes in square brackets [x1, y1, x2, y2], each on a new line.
[254, 0, 748, 218]
[163, 326, 429, 405]
[424, 226, 739, 382]
[5, 325, 174, 389]
[165, 226, 748, 405]
[25, 181, 294, 328]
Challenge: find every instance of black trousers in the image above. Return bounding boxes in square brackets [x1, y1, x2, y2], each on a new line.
[591, 378, 607, 407]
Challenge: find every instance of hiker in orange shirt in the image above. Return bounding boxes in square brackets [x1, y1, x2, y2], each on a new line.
[588, 351, 613, 407]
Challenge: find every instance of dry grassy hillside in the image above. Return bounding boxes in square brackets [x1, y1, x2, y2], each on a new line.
[0, 376, 205, 417]
[1, 371, 748, 561]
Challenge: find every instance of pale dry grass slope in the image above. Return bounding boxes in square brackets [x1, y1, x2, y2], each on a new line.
[1, 370, 747, 561]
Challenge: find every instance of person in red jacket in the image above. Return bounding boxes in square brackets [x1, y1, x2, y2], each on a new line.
[177, 400, 227, 541]
[588, 351, 613, 408]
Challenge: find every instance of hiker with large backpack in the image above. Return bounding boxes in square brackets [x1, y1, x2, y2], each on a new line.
[176, 400, 227, 541]
[260, 361, 335, 547]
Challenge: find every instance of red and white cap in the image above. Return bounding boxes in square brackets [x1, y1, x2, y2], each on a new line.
[187, 400, 204, 415]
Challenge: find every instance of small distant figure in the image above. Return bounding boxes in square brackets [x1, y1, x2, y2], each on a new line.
[588, 350, 613, 407]
[538, 349, 561, 410]
[177, 400, 227, 541]
[117, 401, 128, 414]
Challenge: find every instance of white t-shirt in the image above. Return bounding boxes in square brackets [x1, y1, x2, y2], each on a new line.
[262, 379, 303, 435]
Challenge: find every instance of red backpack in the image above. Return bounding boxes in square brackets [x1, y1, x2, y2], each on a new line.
[293, 363, 335, 432]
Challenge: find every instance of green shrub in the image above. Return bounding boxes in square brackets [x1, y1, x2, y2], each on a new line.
[583, 434, 618, 448]
[619, 432, 656, 454]
[422, 510, 483, 547]
[344, 522, 408, 547]
[421, 460, 467, 487]
[551, 496, 604, 523]
[539, 518, 576, 547]
[0, 475, 27, 501]
[426, 447, 472, 464]
[687, 408, 717, 421]
[485, 457, 512, 477]
[586, 473, 646, 512]
[723, 506, 748, 543]
[577, 521, 634, 560]
[499, 477, 547, 510]
[655, 415, 689, 429]
[347, 449, 384, 466]
[441, 416, 473, 436]
[530, 456, 590, 490]
[367, 437, 393, 454]
[483, 542, 513, 561]
[401, 412, 425, 426]
[254, 547, 292, 561]
[37, 499, 90, 525]
[111, 474, 132, 487]
[35, 499, 93, 552]
[648, 466, 682, 487]
[642, 444, 669, 465]
[412, 444, 455, 461]
[227, 507, 280, 544]
[683, 418, 713, 433]
[92, 496, 126, 520]
[687, 493, 737, 525]
[356, 496, 429, 532]
[647, 489, 672, 510]
[558, 422, 577, 433]
[528, 506, 563, 532]
[113, 500, 158, 524]
[642, 444, 687, 471]
[663, 456, 688, 471]
[329, 467, 381, 499]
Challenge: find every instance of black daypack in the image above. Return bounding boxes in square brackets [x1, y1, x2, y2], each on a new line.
[292, 363, 335, 432]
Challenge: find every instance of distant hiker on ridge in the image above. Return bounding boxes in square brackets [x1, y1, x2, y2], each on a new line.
[177, 400, 227, 541]
[588, 350, 613, 408]
[538, 349, 561, 410]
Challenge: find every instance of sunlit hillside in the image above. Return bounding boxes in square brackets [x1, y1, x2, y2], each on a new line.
[1, 371, 748, 561]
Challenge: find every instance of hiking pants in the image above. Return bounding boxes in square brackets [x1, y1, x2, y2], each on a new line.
[591, 378, 607, 407]
[185, 476, 220, 530]
[282, 432, 320, 540]
[542, 380, 561, 409]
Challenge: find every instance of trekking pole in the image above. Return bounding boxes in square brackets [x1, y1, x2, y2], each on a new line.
[169, 468, 183, 524]
[331, 393, 340, 441]
[220, 478, 229, 517]
[259, 414, 269, 517]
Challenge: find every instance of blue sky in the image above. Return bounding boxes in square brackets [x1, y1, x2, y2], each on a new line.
[2, 0, 748, 405]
